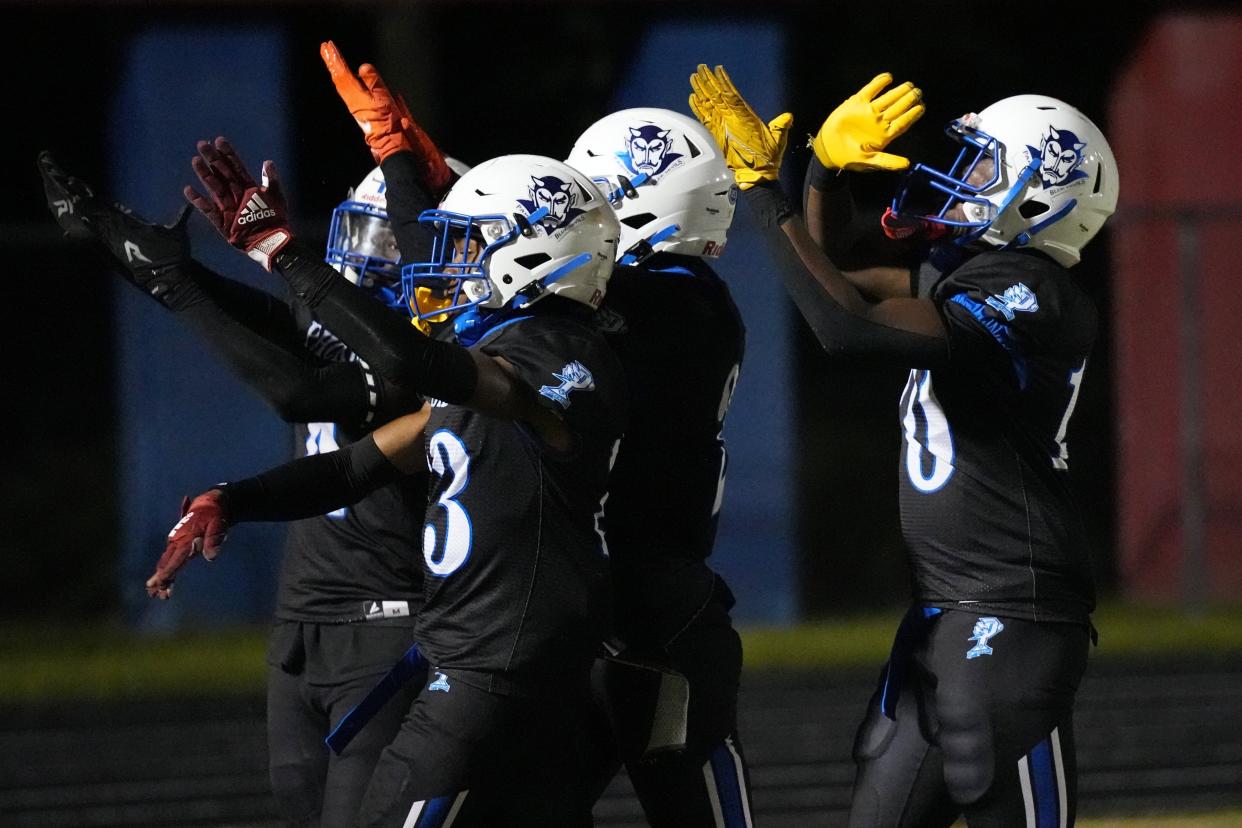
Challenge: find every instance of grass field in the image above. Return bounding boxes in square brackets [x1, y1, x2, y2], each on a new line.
[2, 601, 1239, 703]
[1077, 814, 1242, 828]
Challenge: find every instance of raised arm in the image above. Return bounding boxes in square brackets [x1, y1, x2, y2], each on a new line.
[689, 65, 948, 368]
[182, 137, 570, 447]
[320, 40, 456, 263]
[801, 72, 927, 301]
[39, 152, 416, 428]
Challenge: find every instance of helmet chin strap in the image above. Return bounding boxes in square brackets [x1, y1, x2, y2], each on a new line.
[1004, 198, 1078, 250]
[605, 172, 650, 204]
[452, 204, 591, 345]
[618, 223, 680, 266]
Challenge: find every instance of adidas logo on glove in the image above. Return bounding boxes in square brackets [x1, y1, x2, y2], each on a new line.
[238, 193, 278, 225]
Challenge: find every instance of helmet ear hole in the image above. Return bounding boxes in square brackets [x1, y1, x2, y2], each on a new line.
[1019, 201, 1050, 219]
[514, 252, 552, 270]
[621, 213, 657, 229]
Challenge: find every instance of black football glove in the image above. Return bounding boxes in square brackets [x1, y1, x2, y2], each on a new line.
[39, 150, 197, 308]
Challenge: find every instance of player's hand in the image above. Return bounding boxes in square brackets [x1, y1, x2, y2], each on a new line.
[320, 41, 453, 197]
[38, 151, 193, 297]
[146, 490, 231, 600]
[184, 137, 292, 271]
[689, 64, 792, 190]
[812, 73, 925, 172]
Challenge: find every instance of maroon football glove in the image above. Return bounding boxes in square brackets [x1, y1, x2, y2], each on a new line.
[146, 489, 231, 600]
[183, 137, 292, 270]
[880, 206, 962, 242]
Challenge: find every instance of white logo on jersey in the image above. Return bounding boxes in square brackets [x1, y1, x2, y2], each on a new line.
[538, 361, 595, 408]
[985, 282, 1038, 321]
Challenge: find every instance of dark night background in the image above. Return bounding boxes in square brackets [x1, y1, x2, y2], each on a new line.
[1, 2, 1170, 622]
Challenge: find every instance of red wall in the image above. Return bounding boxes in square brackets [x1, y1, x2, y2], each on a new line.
[1111, 13, 1242, 602]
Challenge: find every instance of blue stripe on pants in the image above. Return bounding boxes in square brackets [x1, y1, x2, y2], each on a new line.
[415, 793, 459, 828]
[1029, 735, 1059, 828]
[708, 740, 747, 827]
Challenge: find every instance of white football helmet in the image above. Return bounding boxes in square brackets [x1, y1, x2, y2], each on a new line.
[402, 154, 619, 334]
[566, 108, 735, 264]
[891, 95, 1119, 267]
[325, 166, 404, 309]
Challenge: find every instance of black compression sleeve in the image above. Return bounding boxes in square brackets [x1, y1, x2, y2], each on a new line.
[274, 241, 479, 403]
[743, 182, 949, 369]
[219, 433, 400, 522]
[159, 261, 383, 426]
[379, 151, 438, 264]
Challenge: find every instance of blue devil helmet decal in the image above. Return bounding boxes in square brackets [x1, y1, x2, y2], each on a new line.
[567, 107, 734, 263]
[401, 154, 619, 339]
[622, 124, 684, 178]
[517, 175, 585, 231]
[891, 94, 1118, 268]
[1033, 126, 1088, 188]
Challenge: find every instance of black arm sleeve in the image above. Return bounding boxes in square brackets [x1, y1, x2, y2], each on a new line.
[159, 261, 391, 426]
[379, 151, 438, 264]
[802, 157, 854, 248]
[743, 181, 949, 369]
[219, 433, 401, 522]
[802, 157, 924, 273]
[273, 241, 479, 403]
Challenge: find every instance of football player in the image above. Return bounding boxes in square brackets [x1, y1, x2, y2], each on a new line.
[565, 108, 753, 827]
[689, 66, 1117, 827]
[319, 47, 755, 824]
[39, 148, 443, 828]
[166, 135, 627, 826]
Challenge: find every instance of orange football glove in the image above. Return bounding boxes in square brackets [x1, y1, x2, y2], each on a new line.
[320, 41, 453, 198]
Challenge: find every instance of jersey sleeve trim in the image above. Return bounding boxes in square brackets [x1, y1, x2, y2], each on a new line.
[947, 293, 1029, 390]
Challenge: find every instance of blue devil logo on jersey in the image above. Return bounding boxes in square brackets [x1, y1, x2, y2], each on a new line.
[539, 360, 595, 408]
[966, 617, 1005, 659]
[620, 124, 684, 178]
[985, 282, 1039, 321]
[516, 176, 584, 232]
[428, 671, 451, 692]
[1029, 126, 1088, 189]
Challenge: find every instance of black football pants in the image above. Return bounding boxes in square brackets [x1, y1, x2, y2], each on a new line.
[266, 621, 422, 828]
[848, 608, 1090, 828]
[358, 669, 595, 827]
[583, 576, 755, 827]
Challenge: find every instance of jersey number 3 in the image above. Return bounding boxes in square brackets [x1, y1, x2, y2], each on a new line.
[423, 429, 473, 577]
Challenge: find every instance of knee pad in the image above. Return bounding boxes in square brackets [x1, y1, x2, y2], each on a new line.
[852, 699, 899, 763]
[937, 704, 994, 805]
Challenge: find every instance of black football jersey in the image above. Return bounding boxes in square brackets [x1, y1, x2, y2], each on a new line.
[414, 304, 628, 695]
[900, 248, 1097, 623]
[276, 309, 426, 625]
[595, 255, 745, 639]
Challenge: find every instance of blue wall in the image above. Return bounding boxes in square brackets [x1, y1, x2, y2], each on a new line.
[111, 27, 294, 629]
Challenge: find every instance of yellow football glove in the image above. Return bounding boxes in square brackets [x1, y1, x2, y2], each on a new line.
[689, 64, 792, 190]
[812, 72, 925, 172]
